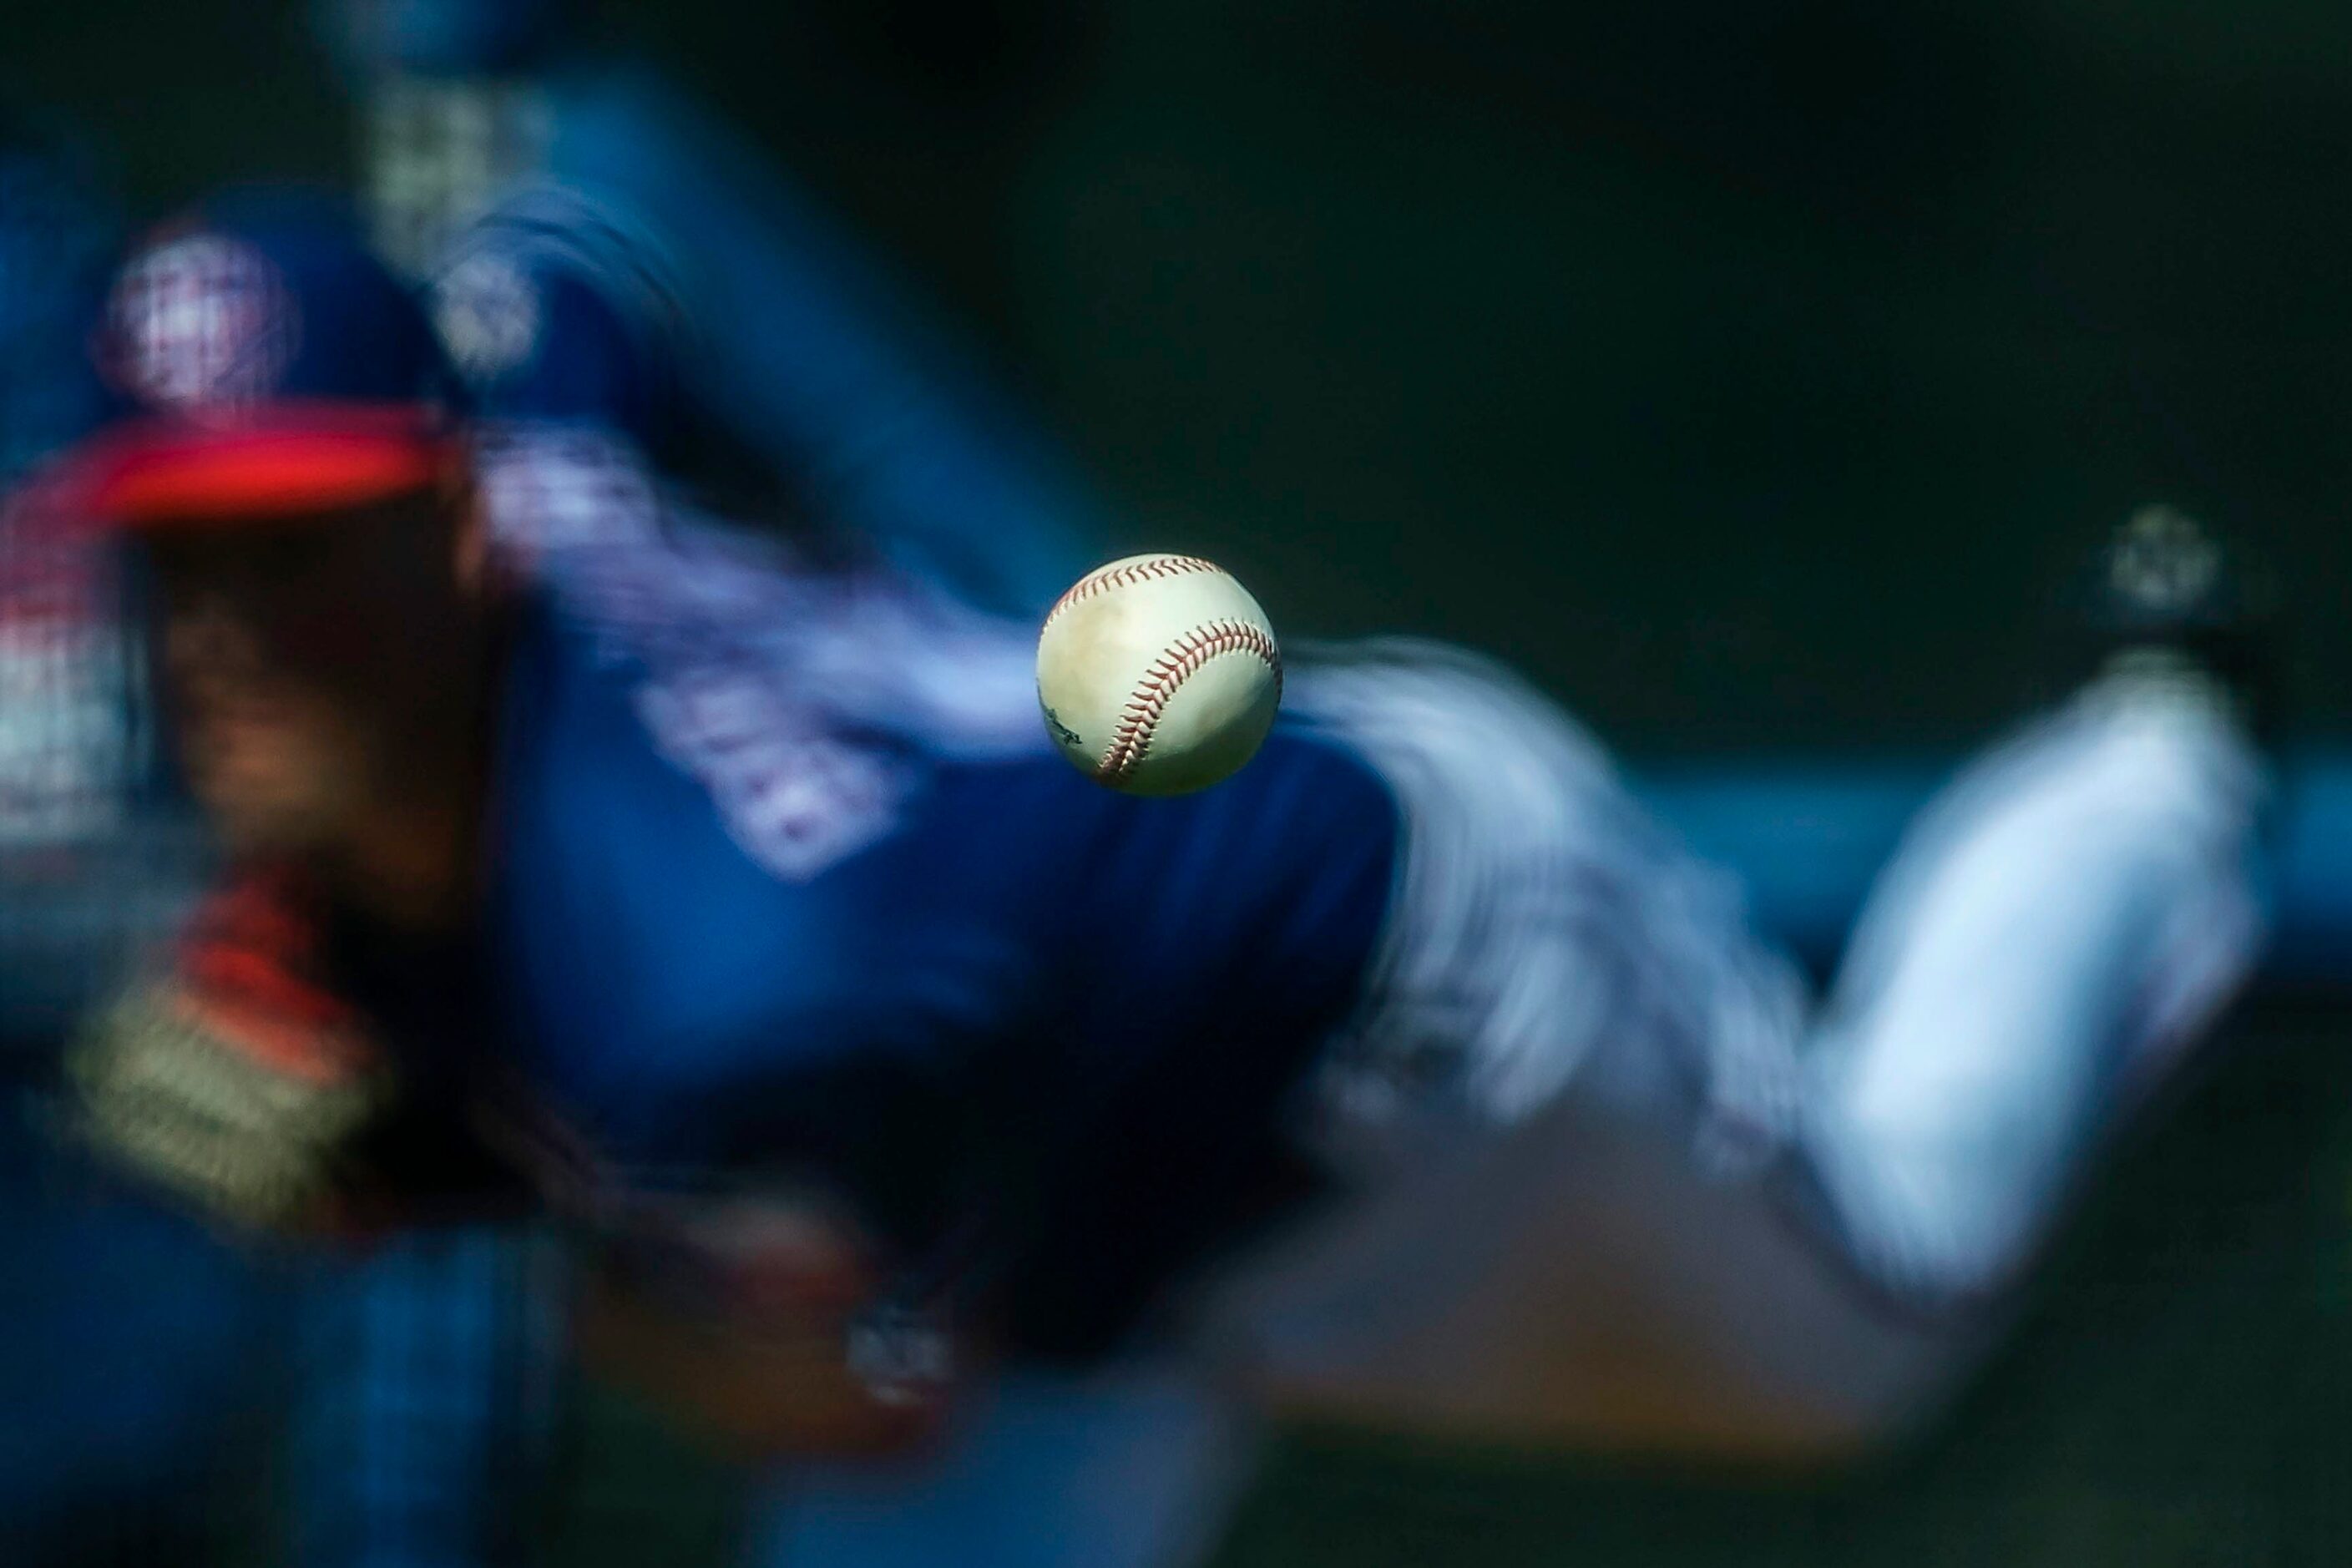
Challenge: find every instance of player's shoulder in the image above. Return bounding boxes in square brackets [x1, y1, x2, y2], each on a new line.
[431, 181, 693, 438]
[432, 181, 688, 362]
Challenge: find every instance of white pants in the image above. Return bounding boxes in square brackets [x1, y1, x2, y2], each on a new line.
[1209, 645, 2264, 1454]
[756, 644, 2268, 1563]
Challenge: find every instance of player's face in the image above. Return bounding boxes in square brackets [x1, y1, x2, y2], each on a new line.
[141, 493, 479, 857]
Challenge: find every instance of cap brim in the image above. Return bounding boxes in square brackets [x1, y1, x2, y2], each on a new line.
[37, 405, 465, 531]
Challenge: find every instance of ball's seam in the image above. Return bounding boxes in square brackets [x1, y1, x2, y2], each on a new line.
[1096, 619, 1282, 785]
[1041, 554, 1221, 631]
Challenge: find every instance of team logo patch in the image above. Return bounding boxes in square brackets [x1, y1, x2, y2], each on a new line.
[476, 428, 661, 559]
[634, 670, 908, 883]
[104, 234, 300, 414]
[432, 251, 542, 382]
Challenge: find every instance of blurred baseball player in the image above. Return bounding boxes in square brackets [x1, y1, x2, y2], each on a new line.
[33, 196, 2268, 1565]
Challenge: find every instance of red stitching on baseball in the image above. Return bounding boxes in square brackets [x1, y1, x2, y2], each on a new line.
[1097, 619, 1282, 783]
[1042, 555, 1221, 630]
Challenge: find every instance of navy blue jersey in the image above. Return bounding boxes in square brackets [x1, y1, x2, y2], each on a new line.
[478, 510, 1397, 1348]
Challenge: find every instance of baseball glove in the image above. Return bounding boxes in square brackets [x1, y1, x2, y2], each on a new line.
[63, 872, 392, 1233]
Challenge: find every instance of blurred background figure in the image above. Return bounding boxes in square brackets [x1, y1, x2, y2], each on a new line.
[0, 115, 289, 1568]
[0, 111, 134, 1039]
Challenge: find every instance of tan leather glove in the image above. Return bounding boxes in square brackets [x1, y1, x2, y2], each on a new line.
[64, 873, 391, 1233]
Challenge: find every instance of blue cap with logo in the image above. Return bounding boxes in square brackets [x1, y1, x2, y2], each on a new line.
[47, 188, 470, 530]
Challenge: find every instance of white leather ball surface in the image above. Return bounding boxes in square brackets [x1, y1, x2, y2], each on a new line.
[1035, 554, 1282, 796]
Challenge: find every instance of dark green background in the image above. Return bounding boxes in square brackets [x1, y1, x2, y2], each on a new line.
[15, 0, 2352, 753]
[11, 3, 2352, 1562]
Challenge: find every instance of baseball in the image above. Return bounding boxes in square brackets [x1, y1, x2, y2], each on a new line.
[1036, 554, 1282, 796]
